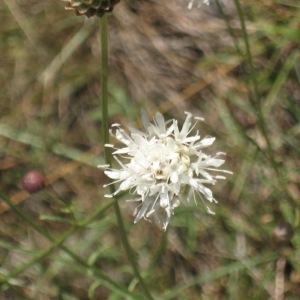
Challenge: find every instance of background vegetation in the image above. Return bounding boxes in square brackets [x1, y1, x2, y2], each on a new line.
[0, 0, 299, 299]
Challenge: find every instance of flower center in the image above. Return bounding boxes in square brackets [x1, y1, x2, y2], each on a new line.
[152, 160, 169, 180]
[149, 143, 193, 182]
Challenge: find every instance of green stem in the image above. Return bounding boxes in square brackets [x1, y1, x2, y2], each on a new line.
[233, 0, 289, 199]
[8, 227, 77, 278]
[100, 16, 153, 300]
[100, 15, 110, 165]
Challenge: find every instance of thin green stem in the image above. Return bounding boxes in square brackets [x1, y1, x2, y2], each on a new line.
[100, 16, 153, 300]
[100, 15, 110, 164]
[8, 226, 77, 279]
[233, 0, 260, 107]
[233, 0, 290, 199]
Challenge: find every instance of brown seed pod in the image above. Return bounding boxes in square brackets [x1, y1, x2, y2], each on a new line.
[62, 0, 120, 18]
[21, 170, 45, 193]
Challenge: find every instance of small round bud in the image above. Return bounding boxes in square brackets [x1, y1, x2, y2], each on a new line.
[21, 170, 45, 193]
[272, 222, 294, 246]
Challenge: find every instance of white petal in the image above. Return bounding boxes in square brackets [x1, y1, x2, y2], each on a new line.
[199, 186, 213, 202]
[104, 194, 114, 198]
[119, 178, 134, 191]
[160, 190, 169, 208]
[104, 170, 129, 180]
[131, 133, 146, 145]
[182, 135, 200, 143]
[170, 171, 178, 183]
[104, 170, 122, 180]
[113, 147, 129, 155]
[115, 129, 132, 145]
[173, 119, 179, 136]
[204, 158, 225, 167]
[134, 199, 152, 223]
[179, 112, 193, 138]
[104, 143, 114, 148]
[154, 112, 166, 134]
[199, 137, 215, 147]
[195, 116, 204, 122]
[196, 169, 214, 181]
[98, 164, 110, 169]
[141, 109, 150, 131]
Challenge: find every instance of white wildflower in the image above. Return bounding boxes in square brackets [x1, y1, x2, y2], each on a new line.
[100, 112, 232, 230]
[188, 0, 210, 9]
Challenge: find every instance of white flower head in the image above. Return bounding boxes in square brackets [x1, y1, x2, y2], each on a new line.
[101, 111, 232, 230]
[188, 0, 210, 9]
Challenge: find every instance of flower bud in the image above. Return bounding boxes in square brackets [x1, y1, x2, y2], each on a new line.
[21, 170, 45, 193]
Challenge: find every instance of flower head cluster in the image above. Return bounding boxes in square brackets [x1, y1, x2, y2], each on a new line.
[62, 0, 120, 18]
[101, 112, 231, 230]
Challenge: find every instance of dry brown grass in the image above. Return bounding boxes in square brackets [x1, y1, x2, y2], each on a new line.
[0, 0, 300, 299]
